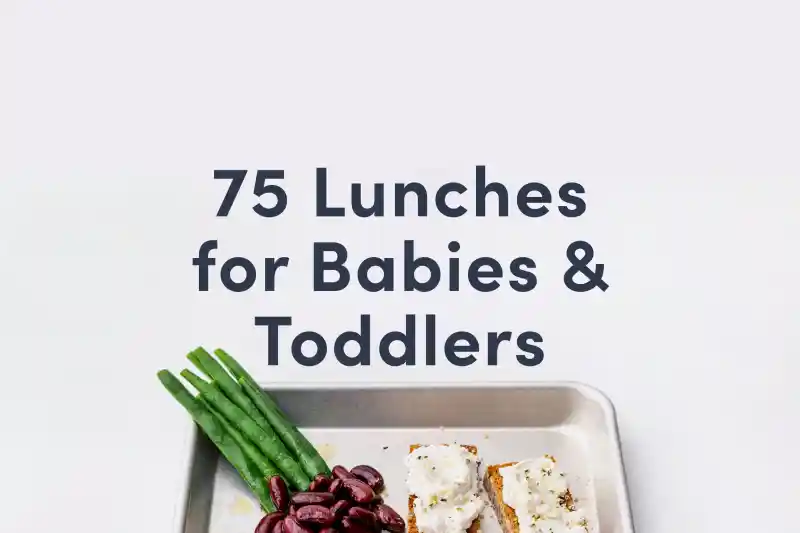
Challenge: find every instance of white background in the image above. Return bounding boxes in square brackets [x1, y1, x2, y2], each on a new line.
[3, 1, 799, 532]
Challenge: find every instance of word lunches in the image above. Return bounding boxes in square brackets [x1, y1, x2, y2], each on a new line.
[192, 166, 610, 368]
[212, 166, 585, 219]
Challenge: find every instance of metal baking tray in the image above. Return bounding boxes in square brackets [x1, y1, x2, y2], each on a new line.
[177, 383, 635, 533]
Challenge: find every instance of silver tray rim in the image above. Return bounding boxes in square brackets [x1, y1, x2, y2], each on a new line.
[174, 381, 635, 533]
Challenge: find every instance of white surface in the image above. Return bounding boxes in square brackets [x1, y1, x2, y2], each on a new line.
[207, 429, 600, 533]
[2, 1, 799, 532]
[199, 385, 627, 533]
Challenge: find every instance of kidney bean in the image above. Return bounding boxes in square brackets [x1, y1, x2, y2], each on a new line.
[331, 499, 352, 518]
[341, 478, 376, 503]
[274, 520, 286, 533]
[288, 506, 297, 516]
[269, 476, 290, 512]
[319, 528, 338, 533]
[341, 517, 373, 533]
[333, 465, 356, 480]
[308, 474, 332, 492]
[348, 507, 378, 529]
[375, 504, 406, 533]
[329, 479, 343, 496]
[291, 492, 335, 507]
[350, 465, 385, 492]
[255, 512, 285, 533]
[295, 504, 336, 526]
[283, 516, 314, 533]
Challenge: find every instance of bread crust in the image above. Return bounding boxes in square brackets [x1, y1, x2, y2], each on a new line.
[407, 444, 481, 533]
[484, 462, 519, 533]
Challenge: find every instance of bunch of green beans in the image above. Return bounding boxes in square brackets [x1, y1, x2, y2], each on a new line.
[157, 347, 331, 511]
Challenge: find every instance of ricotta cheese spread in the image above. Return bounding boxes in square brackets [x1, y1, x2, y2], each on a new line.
[498, 455, 589, 533]
[405, 445, 485, 533]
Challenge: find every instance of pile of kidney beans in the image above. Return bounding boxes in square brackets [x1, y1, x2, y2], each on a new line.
[255, 465, 406, 533]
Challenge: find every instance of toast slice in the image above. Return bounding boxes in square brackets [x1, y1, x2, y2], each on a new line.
[407, 444, 481, 533]
[484, 457, 587, 533]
